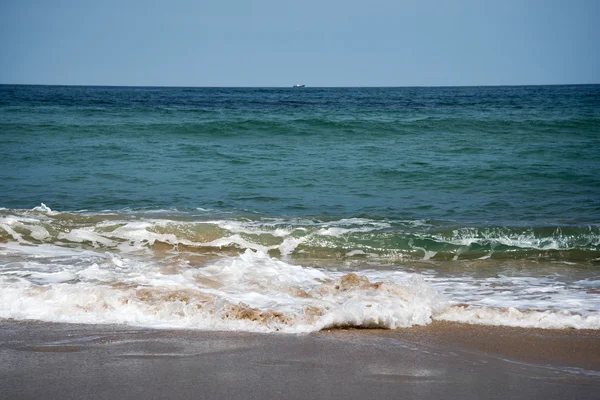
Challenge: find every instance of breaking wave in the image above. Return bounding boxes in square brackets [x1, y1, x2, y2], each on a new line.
[1, 206, 599, 332]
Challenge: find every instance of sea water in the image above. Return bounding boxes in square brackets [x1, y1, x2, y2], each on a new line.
[1, 85, 599, 332]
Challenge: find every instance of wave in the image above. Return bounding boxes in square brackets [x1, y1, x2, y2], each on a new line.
[1, 246, 598, 332]
[13, 116, 599, 138]
[1, 206, 598, 263]
[1, 206, 599, 331]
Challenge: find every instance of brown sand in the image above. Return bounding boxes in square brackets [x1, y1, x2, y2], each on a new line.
[349, 321, 600, 371]
[1, 319, 598, 399]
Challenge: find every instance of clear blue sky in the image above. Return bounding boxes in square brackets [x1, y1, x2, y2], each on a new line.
[1, 0, 598, 86]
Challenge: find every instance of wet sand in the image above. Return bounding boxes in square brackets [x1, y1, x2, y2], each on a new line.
[1, 319, 599, 399]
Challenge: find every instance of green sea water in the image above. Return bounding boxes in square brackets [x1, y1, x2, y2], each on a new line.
[0, 85, 599, 331]
[1, 85, 599, 261]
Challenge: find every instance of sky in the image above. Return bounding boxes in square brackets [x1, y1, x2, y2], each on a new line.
[0, 0, 599, 87]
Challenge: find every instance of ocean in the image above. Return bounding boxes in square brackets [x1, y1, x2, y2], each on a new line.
[1, 84, 599, 332]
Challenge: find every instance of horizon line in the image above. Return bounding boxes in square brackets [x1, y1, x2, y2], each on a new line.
[1, 82, 599, 89]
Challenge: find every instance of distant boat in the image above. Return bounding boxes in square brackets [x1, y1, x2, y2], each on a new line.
[293, 84, 305, 88]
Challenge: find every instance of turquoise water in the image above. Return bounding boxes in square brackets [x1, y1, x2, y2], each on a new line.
[1, 85, 599, 331]
[1, 85, 599, 260]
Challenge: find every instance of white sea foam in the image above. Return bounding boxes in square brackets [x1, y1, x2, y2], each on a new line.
[437, 227, 598, 251]
[58, 228, 116, 247]
[317, 226, 378, 237]
[32, 203, 53, 213]
[278, 236, 306, 256]
[202, 234, 277, 253]
[438, 306, 600, 329]
[1, 210, 599, 332]
[0, 242, 101, 260]
[346, 250, 367, 257]
[574, 279, 600, 288]
[425, 273, 600, 316]
[0, 248, 446, 332]
[0, 219, 25, 243]
[8, 211, 594, 263]
[1, 244, 598, 331]
[202, 218, 391, 244]
[408, 240, 437, 260]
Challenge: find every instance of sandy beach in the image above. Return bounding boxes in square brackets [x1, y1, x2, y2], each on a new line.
[1, 319, 598, 399]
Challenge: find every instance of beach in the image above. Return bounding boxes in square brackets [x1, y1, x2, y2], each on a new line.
[2, 0, 600, 394]
[1, 319, 598, 399]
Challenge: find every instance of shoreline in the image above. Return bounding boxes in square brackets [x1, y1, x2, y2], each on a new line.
[1, 319, 598, 399]
[331, 321, 600, 372]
